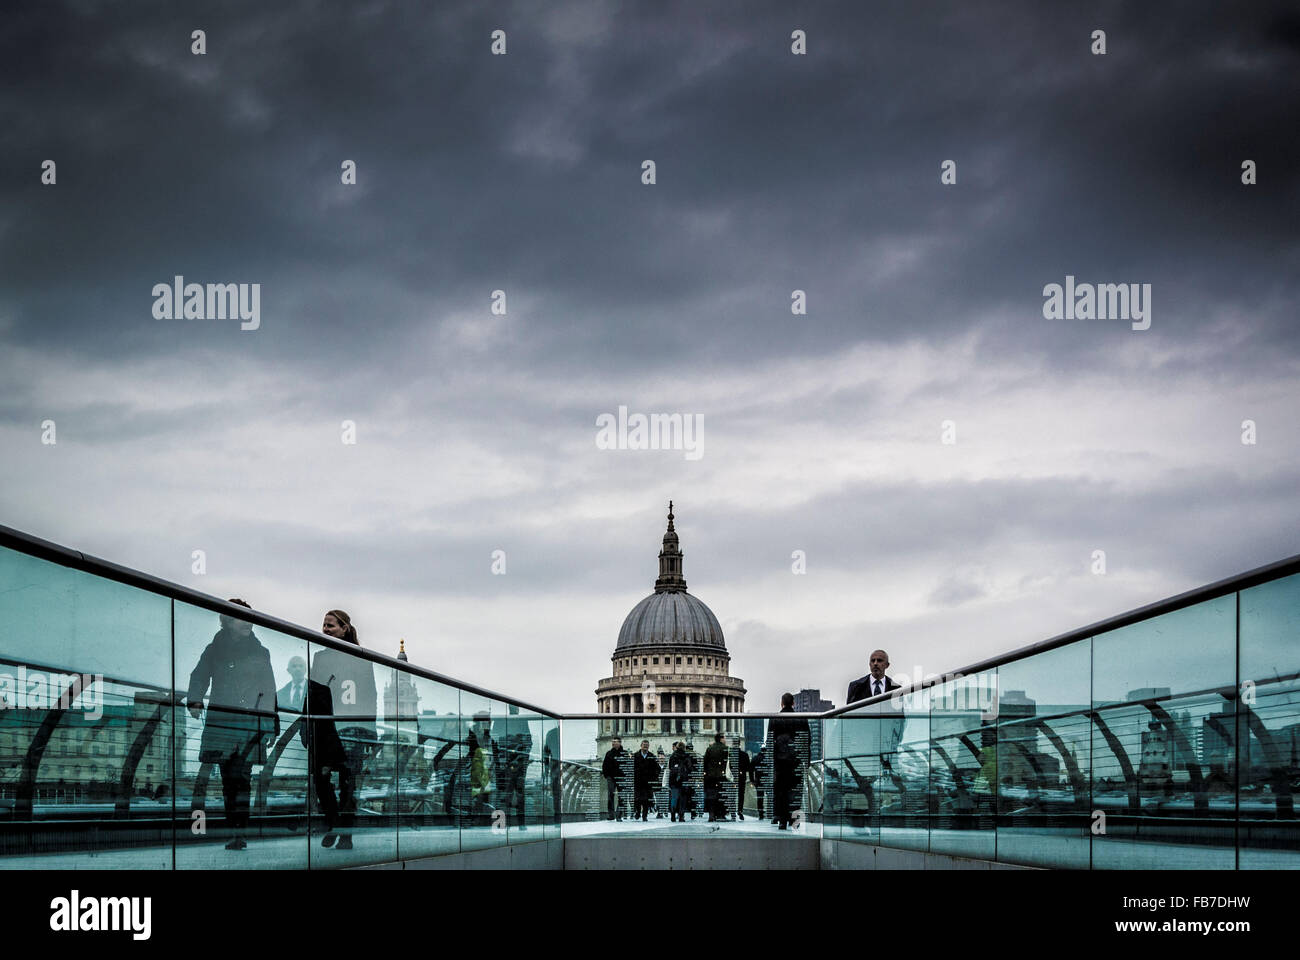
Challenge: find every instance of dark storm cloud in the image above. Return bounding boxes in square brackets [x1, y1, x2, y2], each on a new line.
[1, 0, 1296, 377]
[1, 1, 1297, 709]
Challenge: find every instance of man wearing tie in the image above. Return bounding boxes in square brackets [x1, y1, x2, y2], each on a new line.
[277, 656, 308, 711]
[846, 649, 899, 704]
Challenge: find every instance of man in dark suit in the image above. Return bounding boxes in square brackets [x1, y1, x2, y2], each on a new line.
[276, 656, 308, 711]
[847, 649, 899, 704]
[702, 732, 728, 821]
[602, 737, 628, 821]
[632, 739, 661, 822]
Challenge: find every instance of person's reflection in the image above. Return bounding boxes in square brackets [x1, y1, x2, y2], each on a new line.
[185, 599, 279, 851]
[750, 747, 767, 821]
[277, 656, 308, 711]
[467, 712, 495, 825]
[951, 769, 975, 827]
[309, 610, 377, 851]
[542, 725, 562, 825]
[299, 665, 347, 848]
[497, 705, 532, 831]
[430, 736, 458, 819]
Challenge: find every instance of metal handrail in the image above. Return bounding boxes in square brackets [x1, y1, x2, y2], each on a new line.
[0, 522, 559, 718]
[823, 549, 1300, 718]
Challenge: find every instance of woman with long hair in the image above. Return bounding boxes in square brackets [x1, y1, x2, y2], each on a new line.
[309, 609, 377, 850]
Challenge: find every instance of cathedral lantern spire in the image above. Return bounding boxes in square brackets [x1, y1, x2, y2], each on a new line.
[655, 500, 687, 593]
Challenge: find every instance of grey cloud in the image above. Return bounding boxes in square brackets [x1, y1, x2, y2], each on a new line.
[927, 575, 988, 608]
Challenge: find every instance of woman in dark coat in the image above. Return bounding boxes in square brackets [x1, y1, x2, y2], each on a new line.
[308, 610, 377, 850]
[186, 599, 279, 851]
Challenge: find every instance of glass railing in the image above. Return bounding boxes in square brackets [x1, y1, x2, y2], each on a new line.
[0, 528, 560, 869]
[824, 565, 1300, 869]
[2, 520, 1297, 869]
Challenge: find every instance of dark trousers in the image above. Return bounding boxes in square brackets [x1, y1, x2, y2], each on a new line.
[500, 766, 527, 826]
[774, 769, 796, 827]
[218, 754, 253, 830]
[315, 740, 364, 831]
[634, 787, 653, 819]
[550, 776, 562, 824]
[704, 776, 724, 819]
[605, 778, 625, 819]
[313, 758, 353, 830]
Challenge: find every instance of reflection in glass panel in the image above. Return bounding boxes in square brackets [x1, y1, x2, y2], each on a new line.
[1092, 597, 1236, 869]
[881, 690, 929, 852]
[0, 546, 172, 688]
[498, 704, 544, 843]
[819, 717, 843, 841]
[1239, 574, 1300, 869]
[304, 638, 395, 868]
[559, 718, 604, 831]
[458, 692, 505, 850]
[174, 600, 308, 869]
[541, 717, 562, 840]
[838, 705, 902, 846]
[0, 546, 173, 869]
[396, 673, 461, 861]
[1091, 694, 1236, 869]
[929, 671, 997, 860]
[995, 640, 1091, 869]
[804, 718, 824, 829]
[1092, 595, 1235, 704]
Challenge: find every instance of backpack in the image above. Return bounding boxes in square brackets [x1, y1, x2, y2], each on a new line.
[774, 732, 798, 767]
[669, 755, 689, 787]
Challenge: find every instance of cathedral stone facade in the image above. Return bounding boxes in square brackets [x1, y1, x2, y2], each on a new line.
[595, 504, 745, 755]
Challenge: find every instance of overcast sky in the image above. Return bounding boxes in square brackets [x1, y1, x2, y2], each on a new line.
[2, 0, 1297, 712]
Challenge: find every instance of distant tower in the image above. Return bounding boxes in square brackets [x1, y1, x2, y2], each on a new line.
[385, 639, 421, 719]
